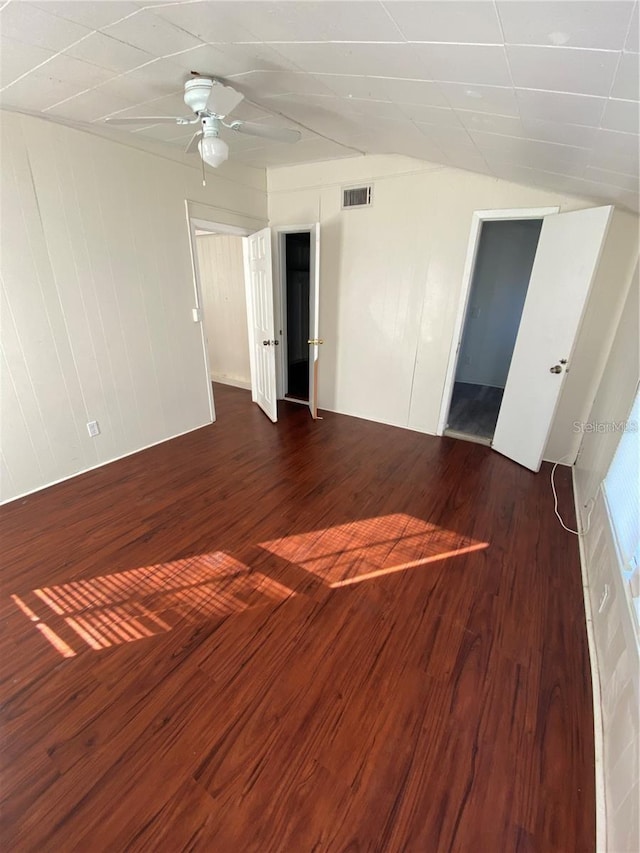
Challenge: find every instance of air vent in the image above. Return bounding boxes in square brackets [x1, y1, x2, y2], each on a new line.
[342, 185, 373, 209]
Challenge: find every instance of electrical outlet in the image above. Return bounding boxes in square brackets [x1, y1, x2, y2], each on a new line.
[87, 420, 100, 438]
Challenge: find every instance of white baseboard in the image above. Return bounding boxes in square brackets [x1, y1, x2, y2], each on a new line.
[211, 374, 251, 391]
[0, 420, 213, 507]
[572, 469, 607, 853]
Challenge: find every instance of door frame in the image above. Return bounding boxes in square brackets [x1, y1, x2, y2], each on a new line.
[273, 224, 317, 403]
[436, 206, 560, 436]
[184, 210, 253, 421]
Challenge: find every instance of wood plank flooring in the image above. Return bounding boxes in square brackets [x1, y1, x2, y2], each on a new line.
[0, 384, 594, 852]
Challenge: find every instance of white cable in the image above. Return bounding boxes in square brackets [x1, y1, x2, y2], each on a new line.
[551, 454, 594, 536]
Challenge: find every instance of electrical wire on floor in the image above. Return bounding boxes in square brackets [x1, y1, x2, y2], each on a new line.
[551, 454, 595, 535]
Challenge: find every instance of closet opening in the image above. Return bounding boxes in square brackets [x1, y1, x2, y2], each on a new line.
[283, 231, 311, 402]
[445, 218, 543, 444]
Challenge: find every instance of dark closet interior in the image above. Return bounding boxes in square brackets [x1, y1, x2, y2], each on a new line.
[285, 232, 311, 401]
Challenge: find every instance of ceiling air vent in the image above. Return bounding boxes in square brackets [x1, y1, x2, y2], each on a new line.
[342, 185, 373, 209]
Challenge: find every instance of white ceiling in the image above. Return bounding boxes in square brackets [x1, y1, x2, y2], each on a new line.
[1, 0, 638, 211]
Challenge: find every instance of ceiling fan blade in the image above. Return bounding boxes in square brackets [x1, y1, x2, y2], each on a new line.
[104, 116, 191, 125]
[206, 81, 245, 117]
[185, 131, 202, 154]
[227, 121, 301, 143]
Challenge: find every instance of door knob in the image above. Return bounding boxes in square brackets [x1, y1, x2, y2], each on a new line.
[307, 339, 324, 345]
[549, 364, 563, 374]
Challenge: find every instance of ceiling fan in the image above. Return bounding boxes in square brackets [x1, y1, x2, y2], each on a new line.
[104, 75, 301, 168]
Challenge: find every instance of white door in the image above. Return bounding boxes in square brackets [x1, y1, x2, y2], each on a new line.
[493, 205, 612, 471]
[243, 227, 278, 422]
[308, 222, 321, 420]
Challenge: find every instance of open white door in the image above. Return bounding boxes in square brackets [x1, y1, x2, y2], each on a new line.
[493, 205, 612, 471]
[308, 222, 321, 420]
[243, 227, 278, 423]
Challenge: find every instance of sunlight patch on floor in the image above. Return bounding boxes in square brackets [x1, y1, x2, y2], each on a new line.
[11, 514, 487, 657]
[260, 513, 487, 587]
[12, 553, 292, 656]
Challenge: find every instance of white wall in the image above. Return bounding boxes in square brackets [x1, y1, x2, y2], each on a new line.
[573, 267, 639, 853]
[195, 234, 250, 389]
[268, 154, 638, 461]
[0, 111, 267, 503]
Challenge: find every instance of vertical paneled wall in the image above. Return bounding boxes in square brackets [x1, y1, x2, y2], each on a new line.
[195, 234, 251, 388]
[574, 268, 639, 853]
[0, 112, 266, 503]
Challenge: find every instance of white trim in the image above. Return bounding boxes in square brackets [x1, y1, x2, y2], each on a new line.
[241, 235, 258, 404]
[190, 218, 252, 237]
[0, 421, 212, 507]
[318, 404, 429, 434]
[185, 202, 216, 424]
[185, 199, 266, 227]
[212, 375, 251, 391]
[276, 230, 287, 400]
[436, 206, 560, 435]
[272, 224, 318, 233]
[572, 470, 607, 853]
[469, 207, 560, 221]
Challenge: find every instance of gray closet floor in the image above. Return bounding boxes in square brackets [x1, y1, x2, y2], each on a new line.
[447, 382, 504, 439]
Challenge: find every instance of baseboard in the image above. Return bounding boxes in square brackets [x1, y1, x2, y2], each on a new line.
[211, 375, 251, 391]
[319, 404, 438, 436]
[572, 468, 607, 853]
[0, 420, 213, 507]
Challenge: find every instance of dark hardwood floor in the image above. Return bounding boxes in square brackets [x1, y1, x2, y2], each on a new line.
[0, 384, 594, 852]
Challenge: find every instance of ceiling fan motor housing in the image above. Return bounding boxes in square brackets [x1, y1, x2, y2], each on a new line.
[200, 115, 221, 137]
[183, 78, 214, 114]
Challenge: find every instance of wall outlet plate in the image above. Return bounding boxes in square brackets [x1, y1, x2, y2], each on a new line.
[87, 420, 100, 438]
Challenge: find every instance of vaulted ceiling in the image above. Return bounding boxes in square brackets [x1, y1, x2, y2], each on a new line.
[1, 1, 638, 211]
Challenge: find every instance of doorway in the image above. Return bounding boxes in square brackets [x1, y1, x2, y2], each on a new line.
[440, 204, 612, 470]
[194, 230, 251, 389]
[445, 218, 543, 443]
[187, 216, 253, 422]
[283, 232, 311, 401]
[245, 223, 320, 423]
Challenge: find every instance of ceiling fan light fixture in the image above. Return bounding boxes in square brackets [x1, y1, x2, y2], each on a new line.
[198, 134, 229, 167]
